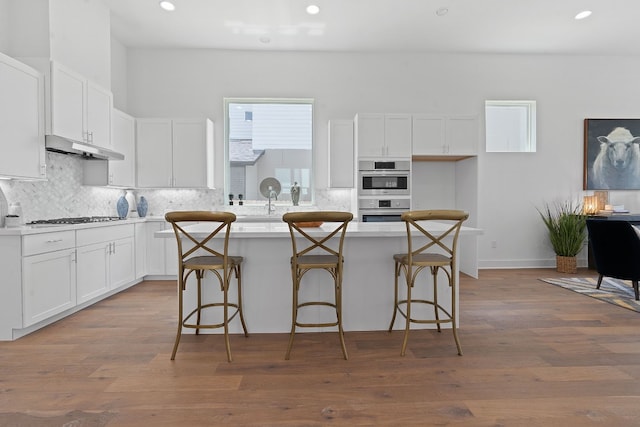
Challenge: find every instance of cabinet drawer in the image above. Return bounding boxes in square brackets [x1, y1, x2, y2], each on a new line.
[77, 224, 134, 247]
[23, 231, 76, 256]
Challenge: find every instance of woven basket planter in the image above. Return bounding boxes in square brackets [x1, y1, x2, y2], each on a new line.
[556, 255, 577, 274]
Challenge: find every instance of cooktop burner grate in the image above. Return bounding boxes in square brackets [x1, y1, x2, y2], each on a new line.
[28, 216, 123, 226]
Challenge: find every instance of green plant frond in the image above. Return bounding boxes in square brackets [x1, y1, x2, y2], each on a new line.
[537, 200, 587, 257]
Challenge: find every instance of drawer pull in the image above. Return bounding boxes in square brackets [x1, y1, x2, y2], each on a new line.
[45, 239, 63, 243]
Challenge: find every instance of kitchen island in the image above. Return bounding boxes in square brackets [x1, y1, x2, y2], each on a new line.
[156, 220, 483, 334]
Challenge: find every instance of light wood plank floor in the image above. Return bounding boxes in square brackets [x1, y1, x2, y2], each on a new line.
[1, 268, 640, 426]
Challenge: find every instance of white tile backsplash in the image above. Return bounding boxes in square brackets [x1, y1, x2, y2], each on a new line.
[0, 152, 354, 223]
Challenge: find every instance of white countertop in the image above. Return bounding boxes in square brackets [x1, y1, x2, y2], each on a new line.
[155, 220, 483, 239]
[0, 217, 147, 236]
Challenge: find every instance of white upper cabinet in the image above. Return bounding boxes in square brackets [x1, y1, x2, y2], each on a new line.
[136, 119, 172, 188]
[0, 52, 46, 180]
[412, 114, 478, 158]
[49, 61, 112, 149]
[83, 108, 135, 187]
[136, 118, 214, 188]
[328, 119, 355, 188]
[109, 109, 136, 186]
[356, 113, 411, 159]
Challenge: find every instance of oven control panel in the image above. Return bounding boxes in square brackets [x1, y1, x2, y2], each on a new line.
[358, 198, 411, 210]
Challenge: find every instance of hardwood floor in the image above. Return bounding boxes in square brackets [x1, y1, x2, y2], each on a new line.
[1, 268, 640, 426]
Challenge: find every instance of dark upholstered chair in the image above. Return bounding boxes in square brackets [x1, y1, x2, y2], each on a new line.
[586, 219, 640, 300]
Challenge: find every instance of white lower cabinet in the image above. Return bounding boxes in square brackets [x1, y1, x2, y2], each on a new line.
[145, 221, 178, 276]
[76, 241, 109, 304]
[23, 248, 77, 327]
[22, 231, 77, 327]
[76, 224, 135, 304]
[134, 222, 147, 279]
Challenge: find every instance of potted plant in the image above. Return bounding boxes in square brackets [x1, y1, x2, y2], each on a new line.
[538, 200, 588, 273]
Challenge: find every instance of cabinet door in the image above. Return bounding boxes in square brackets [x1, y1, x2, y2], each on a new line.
[384, 114, 412, 157]
[50, 62, 85, 143]
[135, 223, 147, 279]
[146, 221, 168, 275]
[328, 120, 354, 188]
[136, 119, 173, 187]
[76, 242, 109, 303]
[22, 248, 77, 326]
[412, 115, 446, 155]
[109, 237, 135, 289]
[109, 109, 136, 187]
[447, 115, 478, 155]
[172, 119, 208, 188]
[0, 53, 46, 179]
[86, 81, 112, 148]
[356, 114, 385, 158]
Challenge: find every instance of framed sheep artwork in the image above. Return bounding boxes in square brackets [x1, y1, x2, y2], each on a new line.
[584, 118, 640, 190]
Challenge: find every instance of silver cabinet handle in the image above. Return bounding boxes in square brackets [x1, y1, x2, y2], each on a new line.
[45, 239, 63, 243]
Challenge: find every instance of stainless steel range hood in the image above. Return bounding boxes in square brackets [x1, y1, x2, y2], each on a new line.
[45, 135, 125, 160]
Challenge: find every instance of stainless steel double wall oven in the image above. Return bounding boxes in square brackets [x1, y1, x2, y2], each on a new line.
[358, 160, 411, 222]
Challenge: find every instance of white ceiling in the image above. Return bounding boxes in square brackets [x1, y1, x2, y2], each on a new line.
[103, 0, 640, 56]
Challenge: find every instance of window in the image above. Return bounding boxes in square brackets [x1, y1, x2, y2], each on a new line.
[485, 100, 536, 152]
[224, 99, 313, 204]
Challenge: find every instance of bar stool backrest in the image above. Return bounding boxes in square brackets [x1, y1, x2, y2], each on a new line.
[401, 209, 469, 280]
[282, 211, 353, 260]
[165, 210, 236, 265]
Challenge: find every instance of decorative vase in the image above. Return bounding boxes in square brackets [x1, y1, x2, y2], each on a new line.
[556, 255, 577, 274]
[137, 196, 148, 218]
[116, 193, 129, 219]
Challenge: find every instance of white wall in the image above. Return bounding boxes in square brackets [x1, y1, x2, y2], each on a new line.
[110, 35, 128, 110]
[123, 48, 640, 269]
[49, 0, 111, 88]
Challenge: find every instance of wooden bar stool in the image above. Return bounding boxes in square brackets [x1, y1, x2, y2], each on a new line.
[388, 209, 469, 356]
[282, 211, 353, 360]
[165, 211, 248, 362]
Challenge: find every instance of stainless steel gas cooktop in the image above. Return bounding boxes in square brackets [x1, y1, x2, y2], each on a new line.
[28, 216, 123, 227]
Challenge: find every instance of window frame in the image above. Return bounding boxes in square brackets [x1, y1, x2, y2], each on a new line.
[485, 100, 537, 153]
[223, 97, 315, 205]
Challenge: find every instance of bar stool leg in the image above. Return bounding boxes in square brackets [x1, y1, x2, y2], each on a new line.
[388, 261, 401, 332]
[171, 275, 184, 360]
[285, 265, 299, 360]
[431, 267, 441, 333]
[235, 265, 249, 336]
[223, 275, 232, 362]
[335, 267, 348, 360]
[400, 275, 412, 356]
[451, 278, 463, 356]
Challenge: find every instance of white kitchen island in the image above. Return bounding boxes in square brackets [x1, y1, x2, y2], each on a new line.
[156, 220, 483, 334]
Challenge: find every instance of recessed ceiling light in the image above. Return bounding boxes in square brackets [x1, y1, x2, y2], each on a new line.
[306, 5, 320, 15]
[436, 7, 449, 17]
[575, 10, 592, 20]
[159, 1, 175, 12]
